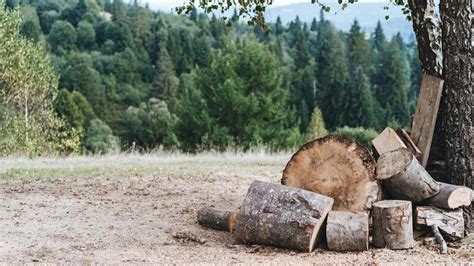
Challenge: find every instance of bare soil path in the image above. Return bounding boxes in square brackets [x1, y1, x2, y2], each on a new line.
[0, 153, 472, 264]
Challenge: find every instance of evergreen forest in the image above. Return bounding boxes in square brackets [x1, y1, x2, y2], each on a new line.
[0, 0, 422, 155]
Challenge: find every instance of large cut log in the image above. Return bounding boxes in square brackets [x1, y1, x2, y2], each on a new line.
[395, 128, 423, 161]
[282, 135, 379, 212]
[423, 182, 472, 209]
[372, 200, 413, 250]
[197, 208, 238, 232]
[326, 211, 369, 252]
[376, 148, 440, 202]
[410, 74, 444, 167]
[235, 181, 334, 252]
[416, 206, 464, 238]
[372, 127, 407, 157]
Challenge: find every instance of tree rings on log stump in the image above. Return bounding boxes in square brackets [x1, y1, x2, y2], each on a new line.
[372, 200, 413, 250]
[326, 211, 369, 251]
[282, 135, 379, 212]
[376, 148, 440, 202]
[235, 181, 334, 252]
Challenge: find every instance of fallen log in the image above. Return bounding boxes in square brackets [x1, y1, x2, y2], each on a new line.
[423, 182, 472, 209]
[235, 181, 334, 252]
[326, 211, 369, 252]
[372, 200, 413, 250]
[416, 206, 464, 238]
[372, 127, 407, 156]
[376, 148, 440, 202]
[282, 135, 379, 212]
[197, 208, 238, 232]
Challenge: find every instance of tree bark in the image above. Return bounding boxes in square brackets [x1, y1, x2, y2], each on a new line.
[372, 200, 413, 250]
[439, 0, 473, 231]
[282, 135, 379, 212]
[326, 211, 369, 252]
[376, 148, 440, 202]
[235, 181, 334, 252]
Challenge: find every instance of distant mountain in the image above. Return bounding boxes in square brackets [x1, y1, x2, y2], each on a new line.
[265, 2, 415, 40]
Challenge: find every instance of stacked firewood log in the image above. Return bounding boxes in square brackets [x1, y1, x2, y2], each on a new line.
[196, 75, 472, 253]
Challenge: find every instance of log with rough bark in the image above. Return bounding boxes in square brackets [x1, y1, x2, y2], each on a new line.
[376, 148, 440, 202]
[326, 211, 369, 252]
[282, 135, 379, 212]
[395, 128, 422, 161]
[197, 208, 238, 232]
[235, 181, 334, 252]
[371, 127, 407, 157]
[372, 200, 413, 250]
[423, 182, 472, 209]
[416, 206, 464, 238]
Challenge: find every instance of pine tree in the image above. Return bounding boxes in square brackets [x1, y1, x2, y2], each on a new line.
[304, 106, 328, 142]
[372, 21, 386, 52]
[314, 21, 349, 130]
[153, 49, 179, 101]
[347, 20, 372, 75]
[275, 16, 284, 35]
[372, 40, 410, 127]
[345, 68, 375, 128]
[310, 17, 317, 31]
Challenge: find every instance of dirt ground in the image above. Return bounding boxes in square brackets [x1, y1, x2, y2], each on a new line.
[0, 153, 472, 264]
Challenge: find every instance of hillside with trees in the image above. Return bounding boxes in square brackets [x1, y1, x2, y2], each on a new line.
[1, 0, 421, 154]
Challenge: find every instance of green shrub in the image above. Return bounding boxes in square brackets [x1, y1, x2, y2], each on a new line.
[84, 119, 119, 154]
[333, 126, 377, 148]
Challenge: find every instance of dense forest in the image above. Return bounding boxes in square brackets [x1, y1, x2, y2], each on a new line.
[0, 0, 421, 155]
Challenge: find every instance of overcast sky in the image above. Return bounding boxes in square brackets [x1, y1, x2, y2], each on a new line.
[147, 0, 388, 12]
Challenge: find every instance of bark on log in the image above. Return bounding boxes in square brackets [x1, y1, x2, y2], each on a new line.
[326, 211, 369, 252]
[416, 206, 464, 238]
[282, 135, 379, 212]
[372, 200, 413, 250]
[423, 182, 472, 209]
[197, 208, 238, 232]
[235, 181, 334, 252]
[376, 148, 440, 202]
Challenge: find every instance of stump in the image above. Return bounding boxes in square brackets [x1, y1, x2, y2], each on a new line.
[372, 200, 413, 250]
[326, 211, 369, 252]
[282, 135, 379, 212]
[416, 206, 464, 238]
[235, 181, 334, 252]
[423, 182, 472, 209]
[376, 148, 440, 202]
[197, 208, 238, 232]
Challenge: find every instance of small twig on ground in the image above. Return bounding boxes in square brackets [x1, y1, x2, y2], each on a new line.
[431, 225, 448, 254]
[172, 231, 207, 244]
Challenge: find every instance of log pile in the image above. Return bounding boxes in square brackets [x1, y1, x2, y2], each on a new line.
[196, 131, 472, 254]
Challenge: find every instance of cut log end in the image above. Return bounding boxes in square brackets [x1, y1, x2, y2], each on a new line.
[282, 135, 378, 212]
[376, 148, 413, 180]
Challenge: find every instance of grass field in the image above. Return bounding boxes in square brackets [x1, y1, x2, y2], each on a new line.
[0, 153, 472, 263]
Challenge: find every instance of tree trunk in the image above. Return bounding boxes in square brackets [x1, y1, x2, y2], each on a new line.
[439, 0, 473, 231]
[282, 135, 379, 212]
[372, 200, 413, 250]
[326, 211, 369, 252]
[376, 148, 440, 202]
[235, 181, 334, 252]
